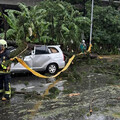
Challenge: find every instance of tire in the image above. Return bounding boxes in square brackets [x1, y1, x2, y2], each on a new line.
[47, 64, 57, 74]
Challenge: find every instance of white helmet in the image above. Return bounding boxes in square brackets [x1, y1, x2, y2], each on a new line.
[0, 39, 7, 48]
[82, 40, 85, 43]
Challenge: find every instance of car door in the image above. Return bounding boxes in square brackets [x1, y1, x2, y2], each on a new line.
[32, 45, 51, 70]
[10, 55, 33, 72]
[48, 46, 62, 61]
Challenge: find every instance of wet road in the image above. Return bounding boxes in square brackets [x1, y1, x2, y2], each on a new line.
[0, 73, 65, 120]
[1, 58, 120, 120]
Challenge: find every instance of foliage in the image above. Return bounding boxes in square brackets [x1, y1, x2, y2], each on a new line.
[61, 0, 120, 54]
[0, 0, 120, 55]
[0, 0, 90, 53]
[86, 3, 120, 54]
[61, 0, 89, 5]
[31, 0, 90, 50]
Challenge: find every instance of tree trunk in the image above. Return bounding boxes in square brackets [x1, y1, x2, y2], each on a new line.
[83, 0, 87, 16]
[0, 6, 8, 40]
[51, 15, 54, 41]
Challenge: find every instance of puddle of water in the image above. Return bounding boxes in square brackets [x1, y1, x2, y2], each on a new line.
[30, 78, 62, 118]
[11, 75, 65, 94]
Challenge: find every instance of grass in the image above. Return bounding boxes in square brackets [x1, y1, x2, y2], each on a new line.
[93, 107, 99, 111]
[63, 89, 73, 94]
[113, 112, 120, 118]
[24, 81, 29, 86]
[24, 91, 42, 100]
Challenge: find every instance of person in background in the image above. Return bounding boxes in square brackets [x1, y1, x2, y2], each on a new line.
[80, 40, 87, 53]
[0, 39, 11, 101]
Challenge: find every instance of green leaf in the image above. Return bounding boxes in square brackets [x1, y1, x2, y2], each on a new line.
[0, 33, 5, 39]
[6, 29, 16, 38]
[61, 24, 69, 33]
[58, 3, 65, 10]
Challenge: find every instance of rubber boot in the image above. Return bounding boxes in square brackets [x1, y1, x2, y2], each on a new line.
[2, 94, 10, 101]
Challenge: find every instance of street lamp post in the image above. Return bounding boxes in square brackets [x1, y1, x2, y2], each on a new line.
[89, 0, 94, 46]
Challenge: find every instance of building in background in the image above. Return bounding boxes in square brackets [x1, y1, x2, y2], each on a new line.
[0, 0, 43, 7]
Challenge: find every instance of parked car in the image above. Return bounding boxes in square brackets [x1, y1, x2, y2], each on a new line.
[10, 45, 65, 74]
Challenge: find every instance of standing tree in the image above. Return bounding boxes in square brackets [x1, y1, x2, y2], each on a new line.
[0, 0, 90, 53]
[86, 3, 120, 54]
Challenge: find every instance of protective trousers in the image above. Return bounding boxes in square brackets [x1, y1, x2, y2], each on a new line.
[0, 74, 11, 99]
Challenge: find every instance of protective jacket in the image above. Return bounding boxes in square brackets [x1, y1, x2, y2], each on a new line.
[0, 49, 11, 100]
[0, 49, 10, 73]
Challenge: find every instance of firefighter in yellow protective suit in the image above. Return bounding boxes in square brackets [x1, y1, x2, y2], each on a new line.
[0, 39, 11, 101]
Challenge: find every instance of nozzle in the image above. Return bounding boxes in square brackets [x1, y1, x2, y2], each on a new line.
[89, 109, 92, 115]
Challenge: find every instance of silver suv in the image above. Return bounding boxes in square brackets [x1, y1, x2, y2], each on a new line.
[10, 45, 65, 74]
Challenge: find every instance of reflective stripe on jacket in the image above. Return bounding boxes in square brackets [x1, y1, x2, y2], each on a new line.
[0, 49, 10, 73]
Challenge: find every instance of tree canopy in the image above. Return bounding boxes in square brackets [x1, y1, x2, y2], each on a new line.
[0, 0, 120, 54]
[86, 3, 120, 54]
[0, 0, 90, 52]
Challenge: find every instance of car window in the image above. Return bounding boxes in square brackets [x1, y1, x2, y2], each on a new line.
[35, 45, 49, 55]
[48, 47, 59, 53]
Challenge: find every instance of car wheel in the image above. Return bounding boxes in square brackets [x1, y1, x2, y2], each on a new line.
[47, 64, 57, 74]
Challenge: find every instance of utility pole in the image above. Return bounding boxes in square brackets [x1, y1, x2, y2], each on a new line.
[89, 0, 94, 45]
